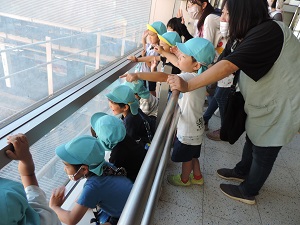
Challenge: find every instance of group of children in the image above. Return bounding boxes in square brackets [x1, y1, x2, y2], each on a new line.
[1, 17, 220, 225]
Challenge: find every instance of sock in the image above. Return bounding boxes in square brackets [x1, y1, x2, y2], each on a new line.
[193, 174, 202, 180]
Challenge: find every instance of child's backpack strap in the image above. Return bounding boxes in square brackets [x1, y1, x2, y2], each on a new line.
[90, 208, 110, 225]
[138, 111, 153, 144]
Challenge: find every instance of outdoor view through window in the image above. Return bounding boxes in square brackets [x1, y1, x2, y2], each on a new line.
[0, 0, 151, 198]
[0, 0, 151, 127]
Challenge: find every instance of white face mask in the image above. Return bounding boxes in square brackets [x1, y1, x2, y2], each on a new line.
[187, 5, 201, 20]
[68, 166, 83, 181]
[220, 21, 229, 37]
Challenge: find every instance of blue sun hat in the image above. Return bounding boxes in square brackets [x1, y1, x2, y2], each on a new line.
[176, 37, 215, 74]
[158, 31, 182, 46]
[55, 135, 105, 176]
[0, 178, 40, 225]
[91, 112, 126, 151]
[147, 21, 167, 35]
[106, 85, 139, 115]
[124, 80, 150, 99]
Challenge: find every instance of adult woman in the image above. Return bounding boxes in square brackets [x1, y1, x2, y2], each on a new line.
[168, 0, 300, 204]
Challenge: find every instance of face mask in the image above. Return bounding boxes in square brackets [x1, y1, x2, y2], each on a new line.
[220, 21, 229, 37]
[68, 166, 83, 181]
[187, 5, 201, 20]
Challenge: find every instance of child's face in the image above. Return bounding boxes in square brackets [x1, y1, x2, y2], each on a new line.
[108, 100, 125, 115]
[148, 30, 159, 45]
[160, 41, 171, 52]
[177, 52, 199, 72]
[63, 162, 81, 181]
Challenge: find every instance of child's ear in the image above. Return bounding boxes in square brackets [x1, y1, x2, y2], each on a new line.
[82, 165, 89, 175]
[193, 62, 201, 71]
[124, 104, 130, 112]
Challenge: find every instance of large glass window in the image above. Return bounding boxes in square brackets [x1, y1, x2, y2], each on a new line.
[0, 0, 151, 127]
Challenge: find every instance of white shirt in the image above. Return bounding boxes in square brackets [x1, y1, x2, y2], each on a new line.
[139, 94, 158, 117]
[176, 72, 206, 145]
[26, 185, 62, 225]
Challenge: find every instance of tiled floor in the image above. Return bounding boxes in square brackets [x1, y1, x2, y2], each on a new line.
[154, 114, 300, 225]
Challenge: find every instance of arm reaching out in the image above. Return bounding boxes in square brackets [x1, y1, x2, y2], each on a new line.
[167, 60, 238, 92]
[154, 46, 178, 66]
[6, 134, 38, 188]
[120, 72, 169, 83]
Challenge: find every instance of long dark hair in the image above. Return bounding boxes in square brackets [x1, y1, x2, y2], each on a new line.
[227, 0, 270, 41]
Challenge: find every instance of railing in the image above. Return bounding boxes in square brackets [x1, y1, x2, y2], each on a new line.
[118, 90, 180, 225]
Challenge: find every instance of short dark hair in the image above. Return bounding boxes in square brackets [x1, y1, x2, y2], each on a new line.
[227, 0, 270, 41]
[167, 17, 183, 37]
[108, 99, 126, 108]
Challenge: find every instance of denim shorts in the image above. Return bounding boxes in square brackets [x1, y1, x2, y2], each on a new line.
[171, 138, 201, 162]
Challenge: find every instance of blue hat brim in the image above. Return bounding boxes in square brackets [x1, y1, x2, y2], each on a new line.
[91, 112, 107, 130]
[106, 92, 124, 103]
[55, 144, 82, 165]
[176, 42, 192, 57]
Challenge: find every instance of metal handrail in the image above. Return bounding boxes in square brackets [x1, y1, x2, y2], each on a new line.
[118, 90, 180, 225]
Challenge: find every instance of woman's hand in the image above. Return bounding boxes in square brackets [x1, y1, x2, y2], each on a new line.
[167, 75, 189, 92]
[119, 73, 139, 82]
[49, 186, 66, 208]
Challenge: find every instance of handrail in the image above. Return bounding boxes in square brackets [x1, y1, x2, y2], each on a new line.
[141, 104, 180, 225]
[118, 90, 180, 225]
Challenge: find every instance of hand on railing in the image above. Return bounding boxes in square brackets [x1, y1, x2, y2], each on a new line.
[167, 74, 188, 93]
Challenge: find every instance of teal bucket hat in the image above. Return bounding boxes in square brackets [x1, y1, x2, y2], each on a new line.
[106, 85, 139, 115]
[0, 178, 40, 225]
[158, 31, 182, 46]
[124, 80, 150, 99]
[176, 37, 215, 74]
[147, 21, 167, 35]
[91, 112, 126, 151]
[55, 135, 106, 176]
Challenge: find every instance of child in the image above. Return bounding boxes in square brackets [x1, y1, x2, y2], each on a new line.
[124, 80, 158, 119]
[121, 37, 215, 186]
[3, 133, 61, 225]
[49, 135, 133, 225]
[90, 112, 147, 182]
[138, 21, 167, 96]
[106, 85, 155, 148]
[167, 17, 193, 42]
[128, 31, 181, 75]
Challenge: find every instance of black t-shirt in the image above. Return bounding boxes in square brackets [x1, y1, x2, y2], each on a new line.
[160, 56, 181, 74]
[223, 20, 284, 81]
[109, 135, 147, 182]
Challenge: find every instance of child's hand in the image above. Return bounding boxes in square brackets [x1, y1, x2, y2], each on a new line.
[49, 186, 66, 208]
[6, 134, 32, 163]
[170, 46, 180, 57]
[177, 9, 183, 18]
[154, 45, 164, 54]
[142, 30, 149, 40]
[167, 74, 188, 93]
[141, 49, 146, 57]
[151, 58, 158, 72]
[127, 55, 137, 62]
[119, 73, 139, 82]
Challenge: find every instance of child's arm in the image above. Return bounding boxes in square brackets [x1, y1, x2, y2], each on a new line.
[120, 72, 169, 82]
[154, 46, 178, 67]
[142, 30, 148, 51]
[50, 186, 88, 224]
[127, 55, 161, 63]
[6, 134, 38, 188]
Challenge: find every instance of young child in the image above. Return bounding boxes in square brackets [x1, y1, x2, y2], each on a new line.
[167, 17, 193, 42]
[128, 31, 181, 75]
[49, 135, 133, 225]
[121, 37, 215, 186]
[90, 112, 147, 182]
[124, 80, 158, 119]
[137, 21, 167, 96]
[106, 85, 155, 148]
[3, 133, 61, 225]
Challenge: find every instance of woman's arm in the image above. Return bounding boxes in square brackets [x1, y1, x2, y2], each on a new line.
[167, 60, 238, 92]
